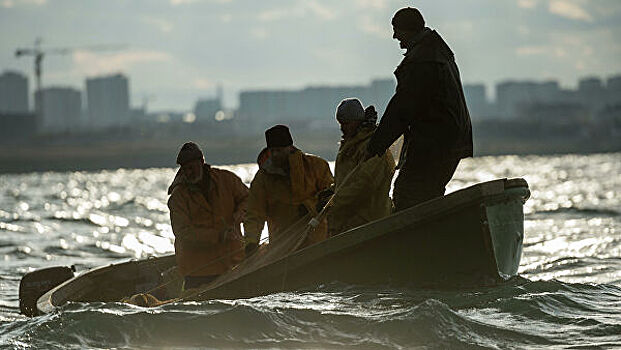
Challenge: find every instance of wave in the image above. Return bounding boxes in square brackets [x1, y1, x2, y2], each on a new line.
[44, 216, 99, 226]
[105, 199, 137, 211]
[2, 280, 620, 349]
[529, 207, 620, 218]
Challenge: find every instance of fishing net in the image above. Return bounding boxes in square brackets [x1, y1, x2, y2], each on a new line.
[123, 162, 359, 306]
[178, 212, 318, 301]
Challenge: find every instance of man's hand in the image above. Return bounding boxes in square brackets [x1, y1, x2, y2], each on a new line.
[244, 235, 259, 257]
[316, 188, 335, 212]
[363, 150, 377, 162]
[364, 105, 377, 122]
[245, 242, 258, 257]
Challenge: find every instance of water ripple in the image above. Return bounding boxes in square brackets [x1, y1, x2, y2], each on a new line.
[0, 153, 619, 349]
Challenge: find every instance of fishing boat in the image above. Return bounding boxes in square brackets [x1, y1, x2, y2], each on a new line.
[21, 177, 530, 316]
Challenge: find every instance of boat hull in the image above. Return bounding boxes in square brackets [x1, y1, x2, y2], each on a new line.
[191, 178, 528, 300]
[35, 178, 529, 314]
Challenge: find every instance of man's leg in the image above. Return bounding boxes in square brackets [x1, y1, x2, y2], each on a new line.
[393, 158, 460, 211]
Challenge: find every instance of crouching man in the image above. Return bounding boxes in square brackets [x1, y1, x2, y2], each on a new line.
[243, 125, 334, 256]
[326, 99, 395, 236]
[167, 142, 249, 289]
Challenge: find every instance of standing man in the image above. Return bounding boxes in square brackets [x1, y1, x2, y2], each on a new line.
[167, 142, 249, 289]
[366, 7, 473, 210]
[243, 125, 334, 255]
[326, 98, 395, 236]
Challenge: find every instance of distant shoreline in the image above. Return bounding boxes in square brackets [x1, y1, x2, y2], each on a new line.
[1, 133, 619, 174]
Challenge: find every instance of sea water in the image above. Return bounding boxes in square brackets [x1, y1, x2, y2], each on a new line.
[1, 153, 619, 349]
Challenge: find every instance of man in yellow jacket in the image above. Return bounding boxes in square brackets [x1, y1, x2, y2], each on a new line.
[167, 142, 249, 289]
[327, 98, 395, 236]
[243, 125, 334, 256]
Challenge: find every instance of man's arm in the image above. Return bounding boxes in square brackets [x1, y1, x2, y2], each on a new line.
[168, 191, 220, 245]
[231, 173, 249, 225]
[367, 62, 436, 157]
[243, 174, 268, 244]
[331, 151, 394, 215]
[317, 159, 334, 191]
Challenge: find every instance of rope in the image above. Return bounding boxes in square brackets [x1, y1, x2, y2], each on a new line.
[132, 160, 367, 306]
[139, 234, 270, 298]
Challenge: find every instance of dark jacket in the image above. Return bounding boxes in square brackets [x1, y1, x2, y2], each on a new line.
[367, 29, 473, 168]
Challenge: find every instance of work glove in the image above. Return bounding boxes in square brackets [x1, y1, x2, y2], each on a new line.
[363, 145, 380, 162]
[364, 105, 377, 123]
[316, 188, 335, 212]
[244, 236, 259, 257]
[245, 242, 258, 257]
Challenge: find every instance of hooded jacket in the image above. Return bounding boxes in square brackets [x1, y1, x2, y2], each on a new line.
[367, 29, 473, 168]
[329, 127, 395, 235]
[167, 164, 248, 277]
[244, 148, 334, 248]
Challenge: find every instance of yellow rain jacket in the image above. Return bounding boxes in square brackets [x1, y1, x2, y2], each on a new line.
[329, 127, 395, 235]
[167, 165, 248, 277]
[244, 148, 334, 248]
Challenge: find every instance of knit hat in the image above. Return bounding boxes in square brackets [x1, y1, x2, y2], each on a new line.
[392, 7, 425, 32]
[265, 124, 294, 148]
[176, 141, 204, 165]
[335, 98, 365, 122]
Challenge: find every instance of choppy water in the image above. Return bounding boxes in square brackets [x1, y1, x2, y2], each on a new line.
[1, 153, 620, 349]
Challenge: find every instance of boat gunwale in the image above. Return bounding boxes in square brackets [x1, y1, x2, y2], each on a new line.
[37, 177, 529, 313]
[192, 177, 529, 299]
[37, 254, 177, 314]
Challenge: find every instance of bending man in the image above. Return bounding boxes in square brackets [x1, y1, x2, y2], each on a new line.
[167, 142, 248, 289]
[243, 125, 334, 255]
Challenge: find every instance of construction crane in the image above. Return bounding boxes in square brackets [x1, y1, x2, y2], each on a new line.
[15, 37, 125, 93]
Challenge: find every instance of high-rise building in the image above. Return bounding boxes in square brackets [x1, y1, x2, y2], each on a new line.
[238, 79, 396, 130]
[495, 80, 561, 118]
[0, 71, 29, 113]
[194, 97, 222, 121]
[577, 77, 605, 110]
[86, 73, 130, 129]
[35, 87, 81, 133]
[369, 79, 395, 114]
[606, 75, 621, 106]
[607, 75, 621, 91]
[463, 84, 487, 119]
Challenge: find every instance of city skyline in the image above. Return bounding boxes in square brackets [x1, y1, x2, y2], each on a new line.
[2, 69, 619, 134]
[1, 0, 620, 110]
[3, 67, 620, 112]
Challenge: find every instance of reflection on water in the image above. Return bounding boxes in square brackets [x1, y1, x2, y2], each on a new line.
[0, 153, 619, 348]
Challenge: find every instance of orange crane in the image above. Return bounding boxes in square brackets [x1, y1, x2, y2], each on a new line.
[15, 37, 125, 93]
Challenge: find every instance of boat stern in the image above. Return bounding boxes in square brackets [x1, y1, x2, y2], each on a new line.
[481, 179, 530, 280]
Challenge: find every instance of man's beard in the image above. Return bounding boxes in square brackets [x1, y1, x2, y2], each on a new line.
[273, 157, 288, 169]
[189, 166, 203, 184]
[272, 153, 290, 170]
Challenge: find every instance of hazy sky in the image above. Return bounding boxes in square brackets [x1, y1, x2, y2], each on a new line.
[1, 0, 620, 111]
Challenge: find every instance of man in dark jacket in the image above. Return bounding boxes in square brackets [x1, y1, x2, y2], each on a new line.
[366, 7, 473, 211]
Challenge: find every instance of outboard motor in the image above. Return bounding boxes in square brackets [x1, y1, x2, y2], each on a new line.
[19, 266, 75, 317]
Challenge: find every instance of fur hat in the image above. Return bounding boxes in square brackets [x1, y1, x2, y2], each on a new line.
[265, 124, 294, 148]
